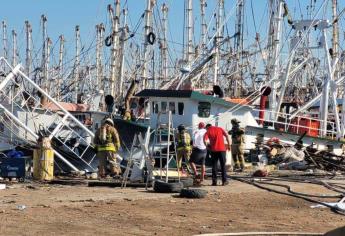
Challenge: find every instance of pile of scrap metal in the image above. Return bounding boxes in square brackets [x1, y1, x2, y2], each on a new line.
[304, 145, 345, 172]
[251, 132, 345, 172]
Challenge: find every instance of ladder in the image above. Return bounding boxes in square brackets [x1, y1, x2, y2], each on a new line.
[149, 111, 179, 183]
[0, 58, 97, 172]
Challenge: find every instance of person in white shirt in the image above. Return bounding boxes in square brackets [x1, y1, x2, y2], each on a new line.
[190, 122, 207, 184]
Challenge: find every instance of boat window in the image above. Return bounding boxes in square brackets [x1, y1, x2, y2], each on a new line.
[154, 102, 159, 113]
[178, 102, 184, 115]
[161, 101, 167, 112]
[152, 102, 159, 114]
[169, 102, 176, 114]
[198, 102, 211, 118]
[130, 102, 137, 109]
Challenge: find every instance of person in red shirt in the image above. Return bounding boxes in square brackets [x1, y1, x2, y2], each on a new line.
[204, 124, 231, 186]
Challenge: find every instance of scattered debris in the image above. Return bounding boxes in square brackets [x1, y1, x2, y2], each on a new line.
[311, 197, 345, 211]
[0, 184, 6, 190]
[17, 205, 26, 211]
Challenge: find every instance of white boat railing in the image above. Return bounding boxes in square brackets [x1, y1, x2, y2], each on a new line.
[252, 108, 337, 139]
[0, 58, 97, 172]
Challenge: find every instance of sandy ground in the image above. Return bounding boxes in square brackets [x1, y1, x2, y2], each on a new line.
[0, 178, 344, 236]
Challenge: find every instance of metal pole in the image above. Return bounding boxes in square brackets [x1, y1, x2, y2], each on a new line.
[46, 38, 52, 93]
[319, 29, 331, 137]
[161, 3, 168, 81]
[109, 0, 121, 97]
[96, 24, 101, 89]
[268, 0, 284, 116]
[11, 30, 17, 67]
[2, 21, 7, 61]
[100, 24, 105, 93]
[234, 0, 243, 96]
[166, 110, 171, 182]
[25, 21, 32, 76]
[213, 0, 224, 85]
[213, 16, 219, 85]
[186, 0, 193, 64]
[57, 35, 64, 101]
[119, 8, 128, 100]
[200, 0, 207, 54]
[142, 0, 155, 89]
[41, 15, 47, 88]
[274, 50, 296, 120]
[108, 4, 115, 96]
[323, 29, 341, 137]
[332, 0, 338, 61]
[74, 25, 80, 103]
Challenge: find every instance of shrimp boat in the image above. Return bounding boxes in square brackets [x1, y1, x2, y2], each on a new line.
[0, 0, 345, 176]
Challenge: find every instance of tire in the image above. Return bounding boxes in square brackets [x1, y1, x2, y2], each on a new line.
[147, 32, 156, 45]
[179, 178, 194, 188]
[153, 180, 183, 193]
[166, 177, 194, 188]
[180, 188, 208, 199]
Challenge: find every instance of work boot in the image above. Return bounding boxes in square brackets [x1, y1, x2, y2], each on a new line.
[240, 164, 245, 172]
[212, 181, 217, 186]
[233, 163, 240, 171]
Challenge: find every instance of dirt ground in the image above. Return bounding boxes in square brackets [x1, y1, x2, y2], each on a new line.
[0, 178, 344, 236]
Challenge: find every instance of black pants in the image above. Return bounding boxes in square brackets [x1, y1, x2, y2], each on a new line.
[210, 151, 227, 184]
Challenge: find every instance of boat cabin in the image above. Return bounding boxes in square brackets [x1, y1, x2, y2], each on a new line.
[135, 89, 257, 133]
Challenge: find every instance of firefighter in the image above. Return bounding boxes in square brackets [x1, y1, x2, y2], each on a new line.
[176, 124, 192, 172]
[229, 118, 245, 171]
[94, 118, 121, 178]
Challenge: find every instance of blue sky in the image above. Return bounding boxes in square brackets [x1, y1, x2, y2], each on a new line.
[0, 0, 344, 66]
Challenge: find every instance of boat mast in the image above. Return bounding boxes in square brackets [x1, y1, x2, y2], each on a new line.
[200, 0, 207, 55]
[161, 3, 168, 81]
[109, 0, 121, 97]
[2, 21, 7, 62]
[57, 35, 64, 101]
[185, 0, 193, 64]
[142, 0, 155, 89]
[332, 0, 338, 61]
[213, 0, 224, 85]
[233, 0, 244, 96]
[96, 23, 105, 91]
[11, 30, 17, 67]
[74, 25, 80, 103]
[46, 37, 52, 93]
[96, 24, 101, 89]
[267, 0, 284, 114]
[25, 21, 32, 76]
[41, 15, 48, 88]
[118, 8, 128, 100]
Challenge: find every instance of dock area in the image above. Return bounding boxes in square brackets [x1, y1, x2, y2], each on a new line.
[0, 171, 344, 236]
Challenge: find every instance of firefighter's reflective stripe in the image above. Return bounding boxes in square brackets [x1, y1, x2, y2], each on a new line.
[97, 143, 117, 152]
[177, 146, 192, 151]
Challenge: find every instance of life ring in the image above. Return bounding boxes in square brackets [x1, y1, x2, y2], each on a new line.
[147, 32, 156, 45]
[105, 35, 113, 47]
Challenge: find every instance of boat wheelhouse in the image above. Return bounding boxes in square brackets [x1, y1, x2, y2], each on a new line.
[135, 89, 257, 134]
